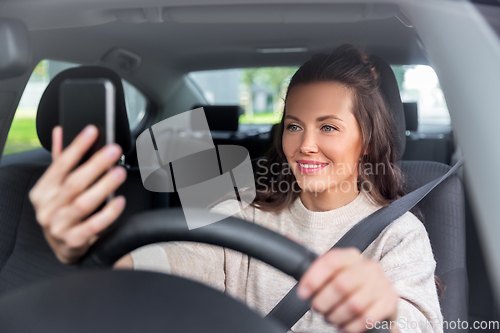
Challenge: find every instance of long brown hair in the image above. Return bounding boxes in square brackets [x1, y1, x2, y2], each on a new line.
[251, 44, 405, 212]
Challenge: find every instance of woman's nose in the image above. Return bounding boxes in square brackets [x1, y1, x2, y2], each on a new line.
[299, 130, 319, 154]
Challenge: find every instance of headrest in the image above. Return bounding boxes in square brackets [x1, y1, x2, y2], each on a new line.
[191, 105, 243, 132]
[403, 102, 418, 132]
[369, 55, 406, 159]
[36, 66, 132, 155]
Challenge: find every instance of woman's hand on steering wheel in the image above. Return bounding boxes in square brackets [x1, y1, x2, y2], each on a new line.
[297, 247, 400, 333]
[29, 125, 128, 264]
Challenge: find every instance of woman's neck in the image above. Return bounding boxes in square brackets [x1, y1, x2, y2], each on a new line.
[299, 188, 360, 212]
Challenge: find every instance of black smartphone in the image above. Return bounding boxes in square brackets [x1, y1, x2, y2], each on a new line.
[59, 78, 116, 164]
[59, 78, 116, 200]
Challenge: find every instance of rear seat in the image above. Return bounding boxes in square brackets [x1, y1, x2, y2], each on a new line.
[192, 104, 270, 159]
[401, 102, 454, 165]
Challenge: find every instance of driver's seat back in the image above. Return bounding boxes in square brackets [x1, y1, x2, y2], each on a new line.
[0, 67, 160, 295]
[399, 161, 467, 328]
[372, 55, 467, 332]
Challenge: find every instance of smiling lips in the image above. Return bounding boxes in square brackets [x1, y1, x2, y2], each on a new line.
[296, 160, 329, 174]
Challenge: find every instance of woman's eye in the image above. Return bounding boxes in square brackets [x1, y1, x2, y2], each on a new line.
[322, 125, 337, 132]
[287, 124, 300, 131]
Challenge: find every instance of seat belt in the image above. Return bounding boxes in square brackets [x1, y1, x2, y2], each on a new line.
[265, 157, 464, 330]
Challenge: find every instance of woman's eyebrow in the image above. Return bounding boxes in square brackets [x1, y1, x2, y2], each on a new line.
[316, 115, 344, 122]
[284, 115, 301, 121]
[284, 115, 344, 122]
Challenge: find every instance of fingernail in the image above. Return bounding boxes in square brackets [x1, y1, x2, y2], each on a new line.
[83, 125, 97, 138]
[113, 167, 126, 179]
[115, 196, 126, 208]
[297, 285, 310, 300]
[107, 145, 121, 158]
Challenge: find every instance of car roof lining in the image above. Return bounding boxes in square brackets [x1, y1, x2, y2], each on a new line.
[1, 1, 410, 30]
[0, 0, 431, 107]
[25, 18, 425, 103]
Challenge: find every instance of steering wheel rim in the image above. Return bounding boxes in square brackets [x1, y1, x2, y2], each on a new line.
[0, 208, 388, 333]
[80, 207, 319, 281]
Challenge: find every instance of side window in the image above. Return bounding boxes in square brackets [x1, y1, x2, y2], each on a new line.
[391, 65, 451, 133]
[3, 60, 76, 156]
[4, 60, 147, 156]
[122, 79, 147, 129]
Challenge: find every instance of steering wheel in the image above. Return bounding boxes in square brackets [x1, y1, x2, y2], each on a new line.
[0, 208, 389, 333]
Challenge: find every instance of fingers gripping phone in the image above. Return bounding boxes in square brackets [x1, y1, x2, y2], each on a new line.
[59, 78, 116, 201]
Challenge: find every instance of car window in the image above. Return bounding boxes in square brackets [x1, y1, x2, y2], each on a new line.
[391, 65, 451, 134]
[3, 60, 147, 156]
[188, 67, 298, 133]
[189, 65, 451, 135]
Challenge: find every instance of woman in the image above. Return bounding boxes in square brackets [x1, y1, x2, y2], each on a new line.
[29, 44, 442, 333]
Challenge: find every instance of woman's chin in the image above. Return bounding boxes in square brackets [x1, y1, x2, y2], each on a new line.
[295, 179, 331, 194]
[295, 176, 358, 195]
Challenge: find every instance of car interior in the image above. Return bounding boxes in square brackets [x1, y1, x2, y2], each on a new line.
[0, 0, 499, 332]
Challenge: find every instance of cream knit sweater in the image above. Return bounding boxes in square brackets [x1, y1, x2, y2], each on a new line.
[130, 191, 443, 333]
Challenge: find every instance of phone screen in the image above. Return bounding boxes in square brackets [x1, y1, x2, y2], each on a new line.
[59, 79, 115, 166]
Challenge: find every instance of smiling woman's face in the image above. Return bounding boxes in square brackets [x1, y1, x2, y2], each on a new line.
[282, 81, 364, 197]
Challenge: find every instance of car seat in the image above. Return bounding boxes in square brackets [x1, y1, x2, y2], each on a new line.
[192, 104, 270, 159]
[360, 56, 467, 332]
[402, 102, 454, 165]
[191, 104, 243, 132]
[0, 66, 164, 295]
[367, 56, 468, 332]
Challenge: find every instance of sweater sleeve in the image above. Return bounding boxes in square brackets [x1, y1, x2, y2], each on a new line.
[372, 212, 443, 333]
[129, 199, 245, 293]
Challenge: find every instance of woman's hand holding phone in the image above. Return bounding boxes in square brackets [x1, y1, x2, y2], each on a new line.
[29, 125, 127, 264]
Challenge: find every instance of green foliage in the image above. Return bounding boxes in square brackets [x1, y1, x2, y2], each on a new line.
[241, 67, 298, 92]
[241, 67, 298, 124]
[239, 112, 281, 124]
[31, 60, 49, 81]
[3, 117, 41, 155]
